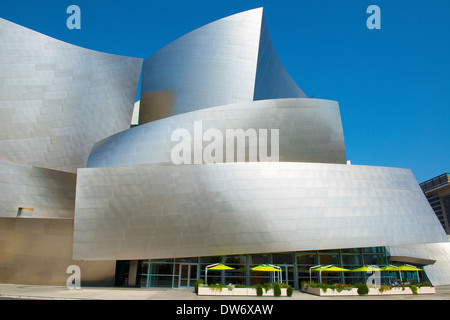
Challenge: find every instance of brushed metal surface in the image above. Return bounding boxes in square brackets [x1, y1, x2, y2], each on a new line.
[0, 160, 76, 219]
[87, 98, 347, 168]
[73, 162, 448, 261]
[0, 217, 115, 286]
[139, 8, 305, 124]
[390, 238, 450, 286]
[0, 18, 143, 173]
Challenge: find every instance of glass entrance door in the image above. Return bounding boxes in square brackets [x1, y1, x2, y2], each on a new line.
[177, 264, 198, 288]
[279, 264, 295, 287]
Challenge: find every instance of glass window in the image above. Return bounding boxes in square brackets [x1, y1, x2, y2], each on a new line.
[362, 247, 385, 254]
[150, 263, 174, 275]
[273, 253, 294, 264]
[363, 254, 387, 265]
[141, 260, 150, 274]
[250, 254, 271, 265]
[319, 249, 339, 254]
[175, 257, 198, 263]
[319, 254, 340, 265]
[341, 248, 360, 254]
[225, 255, 246, 265]
[341, 254, 362, 266]
[199, 256, 222, 264]
[148, 275, 173, 288]
[297, 253, 317, 266]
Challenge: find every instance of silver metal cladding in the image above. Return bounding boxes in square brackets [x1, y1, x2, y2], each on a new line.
[139, 8, 305, 125]
[73, 162, 448, 260]
[0, 18, 143, 173]
[87, 98, 347, 168]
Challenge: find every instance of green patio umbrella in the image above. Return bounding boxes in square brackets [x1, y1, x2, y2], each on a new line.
[205, 263, 235, 284]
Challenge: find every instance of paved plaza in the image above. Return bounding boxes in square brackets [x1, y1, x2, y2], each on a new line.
[0, 284, 449, 300]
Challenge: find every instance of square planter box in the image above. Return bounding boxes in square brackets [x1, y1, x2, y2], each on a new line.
[233, 288, 250, 296]
[418, 287, 436, 294]
[302, 285, 435, 297]
[198, 286, 288, 296]
[302, 286, 354, 296]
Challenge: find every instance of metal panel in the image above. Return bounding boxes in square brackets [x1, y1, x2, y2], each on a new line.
[0, 18, 143, 173]
[73, 162, 448, 261]
[253, 15, 305, 100]
[139, 8, 305, 125]
[87, 98, 347, 167]
[389, 238, 450, 286]
[0, 217, 115, 286]
[0, 160, 76, 219]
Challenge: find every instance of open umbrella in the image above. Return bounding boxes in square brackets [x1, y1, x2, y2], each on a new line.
[351, 265, 381, 272]
[380, 265, 401, 283]
[396, 264, 423, 283]
[251, 265, 280, 272]
[205, 263, 235, 285]
[351, 265, 381, 284]
[251, 264, 282, 283]
[310, 265, 350, 283]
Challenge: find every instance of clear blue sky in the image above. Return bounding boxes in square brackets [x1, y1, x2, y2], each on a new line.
[1, 0, 449, 183]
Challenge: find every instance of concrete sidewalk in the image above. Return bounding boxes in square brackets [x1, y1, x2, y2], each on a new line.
[1, 283, 450, 300]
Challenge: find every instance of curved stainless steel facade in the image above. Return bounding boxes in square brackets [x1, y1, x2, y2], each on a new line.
[139, 8, 305, 125]
[2, 7, 449, 287]
[0, 18, 142, 173]
[0, 160, 76, 219]
[390, 239, 450, 286]
[71, 8, 450, 286]
[0, 18, 140, 285]
[87, 98, 347, 168]
[73, 162, 447, 261]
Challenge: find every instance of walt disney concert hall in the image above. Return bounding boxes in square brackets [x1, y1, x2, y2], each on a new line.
[1, 8, 449, 289]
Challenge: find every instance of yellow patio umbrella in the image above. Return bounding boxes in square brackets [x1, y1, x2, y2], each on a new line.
[250, 264, 282, 283]
[396, 265, 423, 271]
[396, 264, 423, 283]
[205, 263, 235, 284]
[251, 265, 280, 272]
[351, 265, 381, 272]
[351, 265, 381, 284]
[208, 263, 235, 270]
[380, 265, 402, 283]
[380, 265, 399, 271]
[316, 266, 350, 272]
[309, 265, 350, 283]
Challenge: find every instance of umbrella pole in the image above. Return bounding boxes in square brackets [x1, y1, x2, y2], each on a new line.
[205, 263, 220, 285]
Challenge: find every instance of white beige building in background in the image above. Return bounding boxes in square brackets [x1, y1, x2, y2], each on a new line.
[1, 8, 449, 288]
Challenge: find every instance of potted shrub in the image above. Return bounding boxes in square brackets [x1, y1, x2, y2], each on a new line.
[356, 283, 369, 295]
[273, 282, 282, 297]
[194, 279, 204, 294]
[286, 285, 294, 297]
[256, 284, 263, 296]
